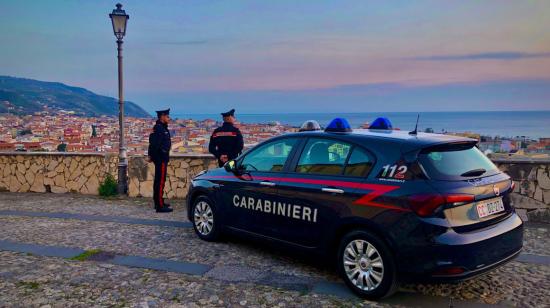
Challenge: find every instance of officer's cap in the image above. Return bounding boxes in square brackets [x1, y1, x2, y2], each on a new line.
[156, 108, 170, 118]
[221, 109, 235, 117]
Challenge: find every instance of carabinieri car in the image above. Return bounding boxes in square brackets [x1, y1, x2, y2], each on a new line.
[187, 118, 523, 299]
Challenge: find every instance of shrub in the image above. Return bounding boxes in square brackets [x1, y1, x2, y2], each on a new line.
[69, 249, 103, 261]
[98, 174, 118, 197]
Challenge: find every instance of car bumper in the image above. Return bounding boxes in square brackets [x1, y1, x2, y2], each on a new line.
[398, 212, 523, 281]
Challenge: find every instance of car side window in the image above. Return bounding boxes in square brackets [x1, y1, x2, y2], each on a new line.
[344, 147, 374, 177]
[296, 138, 351, 175]
[240, 138, 298, 172]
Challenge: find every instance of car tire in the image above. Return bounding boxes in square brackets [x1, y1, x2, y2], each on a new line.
[337, 230, 399, 299]
[191, 195, 221, 241]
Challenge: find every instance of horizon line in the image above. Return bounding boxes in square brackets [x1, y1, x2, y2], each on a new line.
[170, 110, 550, 116]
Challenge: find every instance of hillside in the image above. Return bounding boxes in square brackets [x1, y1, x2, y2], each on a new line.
[0, 76, 150, 117]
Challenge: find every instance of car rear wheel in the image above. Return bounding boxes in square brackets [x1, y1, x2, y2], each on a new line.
[192, 196, 221, 241]
[337, 230, 399, 299]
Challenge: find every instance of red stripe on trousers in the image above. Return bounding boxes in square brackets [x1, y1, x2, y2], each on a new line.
[159, 162, 166, 207]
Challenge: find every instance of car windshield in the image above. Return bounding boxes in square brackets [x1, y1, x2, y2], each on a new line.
[240, 138, 297, 172]
[418, 143, 499, 181]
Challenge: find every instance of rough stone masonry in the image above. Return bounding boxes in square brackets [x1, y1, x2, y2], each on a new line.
[493, 159, 550, 223]
[0, 152, 548, 222]
[0, 153, 216, 199]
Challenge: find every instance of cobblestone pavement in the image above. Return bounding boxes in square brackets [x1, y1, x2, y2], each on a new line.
[523, 225, 549, 256]
[0, 192, 549, 307]
[0, 193, 187, 222]
[0, 251, 358, 308]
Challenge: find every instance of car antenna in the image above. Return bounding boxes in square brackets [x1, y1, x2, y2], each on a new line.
[409, 114, 420, 135]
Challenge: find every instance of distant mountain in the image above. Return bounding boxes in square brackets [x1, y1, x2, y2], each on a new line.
[0, 76, 150, 117]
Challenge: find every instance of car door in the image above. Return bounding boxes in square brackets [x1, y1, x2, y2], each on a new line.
[272, 137, 376, 248]
[219, 137, 301, 234]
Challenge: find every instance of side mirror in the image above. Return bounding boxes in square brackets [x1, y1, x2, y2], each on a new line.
[224, 160, 237, 173]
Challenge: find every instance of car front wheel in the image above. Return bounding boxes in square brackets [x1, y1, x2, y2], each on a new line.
[191, 196, 221, 241]
[337, 230, 399, 299]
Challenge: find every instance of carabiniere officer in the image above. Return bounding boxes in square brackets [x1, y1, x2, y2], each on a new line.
[209, 109, 244, 167]
[148, 108, 173, 213]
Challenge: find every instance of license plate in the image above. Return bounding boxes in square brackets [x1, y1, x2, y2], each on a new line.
[476, 198, 505, 218]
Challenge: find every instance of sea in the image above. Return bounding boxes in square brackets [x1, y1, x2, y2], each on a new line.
[172, 111, 550, 139]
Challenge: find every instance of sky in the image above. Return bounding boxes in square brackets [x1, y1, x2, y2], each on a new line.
[0, 0, 549, 114]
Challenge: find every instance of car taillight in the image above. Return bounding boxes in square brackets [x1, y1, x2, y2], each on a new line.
[445, 194, 475, 204]
[510, 181, 516, 192]
[408, 194, 474, 217]
[408, 194, 445, 217]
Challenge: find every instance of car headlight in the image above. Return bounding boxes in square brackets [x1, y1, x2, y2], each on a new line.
[195, 169, 207, 177]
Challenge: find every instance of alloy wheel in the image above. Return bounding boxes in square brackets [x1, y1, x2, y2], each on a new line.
[193, 201, 214, 235]
[343, 239, 385, 291]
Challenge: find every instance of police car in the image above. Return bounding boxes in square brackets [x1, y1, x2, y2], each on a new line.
[187, 118, 523, 299]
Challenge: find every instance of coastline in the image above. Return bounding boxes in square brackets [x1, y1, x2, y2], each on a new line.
[171, 111, 550, 139]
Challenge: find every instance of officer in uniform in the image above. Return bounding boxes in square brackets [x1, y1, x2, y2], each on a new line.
[148, 108, 173, 213]
[209, 109, 244, 167]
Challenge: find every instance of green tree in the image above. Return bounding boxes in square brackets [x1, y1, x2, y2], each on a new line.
[57, 143, 67, 152]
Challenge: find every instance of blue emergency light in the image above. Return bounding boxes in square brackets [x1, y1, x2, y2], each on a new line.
[325, 118, 352, 132]
[369, 117, 393, 130]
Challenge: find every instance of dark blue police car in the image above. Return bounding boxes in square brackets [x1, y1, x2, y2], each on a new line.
[187, 118, 523, 299]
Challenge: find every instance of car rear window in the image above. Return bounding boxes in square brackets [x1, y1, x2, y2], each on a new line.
[344, 147, 374, 177]
[418, 143, 499, 181]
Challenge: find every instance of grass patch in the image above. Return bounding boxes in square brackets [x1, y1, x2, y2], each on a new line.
[113, 299, 128, 308]
[69, 249, 103, 261]
[171, 296, 180, 303]
[17, 281, 40, 289]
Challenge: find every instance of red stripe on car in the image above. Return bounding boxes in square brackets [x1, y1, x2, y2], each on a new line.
[207, 175, 408, 212]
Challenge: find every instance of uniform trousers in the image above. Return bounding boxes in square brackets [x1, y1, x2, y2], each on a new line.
[153, 160, 168, 208]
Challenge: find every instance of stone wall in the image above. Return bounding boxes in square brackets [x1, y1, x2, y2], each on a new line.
[0, 152, 118, 194]
[493, 159, 550, 223]
[127, 155, 217, 199]
[0, 153, 548, 222]
[0, 152, 216, 200]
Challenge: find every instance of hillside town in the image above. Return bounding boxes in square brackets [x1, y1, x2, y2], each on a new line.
[0, 111, 297, 155]
[0, 111, 549, 159]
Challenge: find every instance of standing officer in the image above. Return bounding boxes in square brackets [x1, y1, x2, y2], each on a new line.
[148, 108, 173, 213]
[209, 109, 244, 167]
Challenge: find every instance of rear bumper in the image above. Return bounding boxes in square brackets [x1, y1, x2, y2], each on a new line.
[398, 212, 523, 281]
[428, 247, 521, 282]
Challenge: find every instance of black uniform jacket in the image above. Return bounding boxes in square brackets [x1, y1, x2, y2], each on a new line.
[149, 120, 171, 163]
[209, 122, 244, 161]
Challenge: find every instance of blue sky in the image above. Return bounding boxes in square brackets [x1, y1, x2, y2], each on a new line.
[0, 0, 549, 114]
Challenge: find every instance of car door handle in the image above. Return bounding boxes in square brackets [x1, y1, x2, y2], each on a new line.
[322, 187, 344, 194]
[260, 181, 276, 187]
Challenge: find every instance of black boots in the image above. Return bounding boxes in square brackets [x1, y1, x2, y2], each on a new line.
[156, 207, 173, 213]
[155, 203, 173, 213]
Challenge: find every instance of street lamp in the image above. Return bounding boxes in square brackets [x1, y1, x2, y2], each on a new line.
[109, 3, 129, 194]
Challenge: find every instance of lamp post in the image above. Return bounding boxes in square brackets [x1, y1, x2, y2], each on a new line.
[109, 3, 129, 194]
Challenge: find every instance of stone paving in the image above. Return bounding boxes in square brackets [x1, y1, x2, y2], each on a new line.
[0, 192, 549, 307]
[0, 251, 352, 308]
[0, 193, 187, 221]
